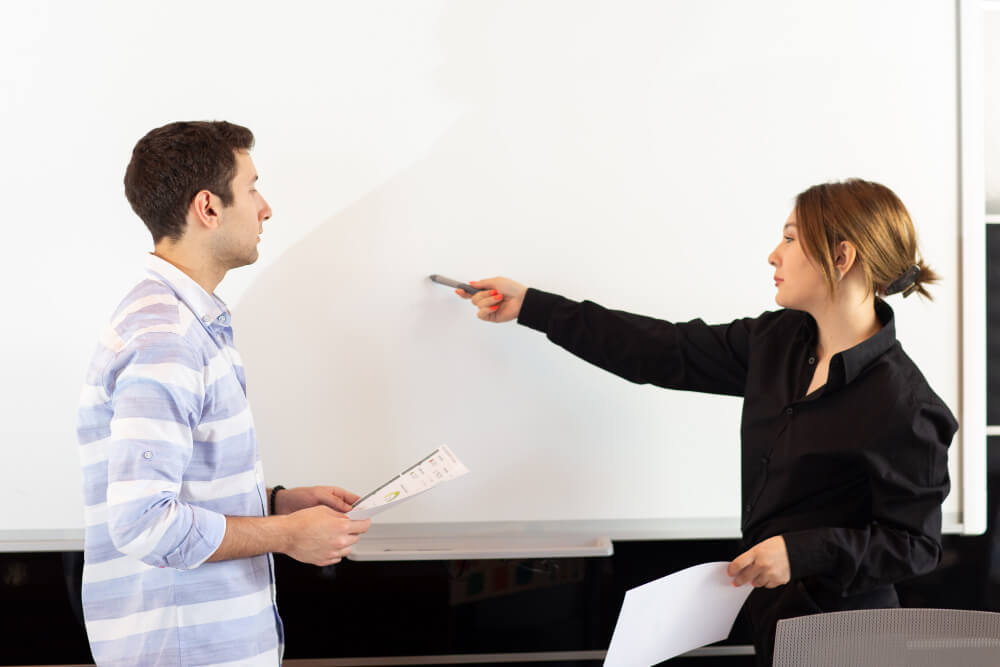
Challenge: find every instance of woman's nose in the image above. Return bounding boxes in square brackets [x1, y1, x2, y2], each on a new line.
[768, 247, 779, 267]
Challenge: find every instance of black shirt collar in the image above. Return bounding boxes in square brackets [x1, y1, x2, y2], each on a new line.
[800, 299, 897, 389]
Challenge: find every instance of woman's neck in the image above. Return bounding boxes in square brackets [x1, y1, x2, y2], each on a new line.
[809, 290, 881, 360]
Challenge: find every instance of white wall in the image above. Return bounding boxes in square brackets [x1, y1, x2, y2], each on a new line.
[986, 8, 1000, 214]
[0, 0, 969, 545]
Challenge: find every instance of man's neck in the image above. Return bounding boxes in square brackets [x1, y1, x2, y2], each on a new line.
[152, 244, 226, 295]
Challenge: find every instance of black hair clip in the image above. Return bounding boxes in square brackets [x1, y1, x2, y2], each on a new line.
[884, 265, 920, 297]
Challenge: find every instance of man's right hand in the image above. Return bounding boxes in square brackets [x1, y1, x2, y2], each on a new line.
[281, 506, 370, 566]
[456, 277, 528, 323]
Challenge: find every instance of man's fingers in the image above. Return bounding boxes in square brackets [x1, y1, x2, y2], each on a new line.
[337, 489, 361, 505]
[350, 518, 371, 534]
[319, 494, 353, 512]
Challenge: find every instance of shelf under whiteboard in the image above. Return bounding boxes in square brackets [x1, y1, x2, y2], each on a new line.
[348, 535, 613, 561]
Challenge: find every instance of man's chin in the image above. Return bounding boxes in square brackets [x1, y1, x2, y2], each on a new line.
[225, 253, 259, 271]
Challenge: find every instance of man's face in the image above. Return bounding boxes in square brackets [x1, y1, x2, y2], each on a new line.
[213, 150, 272, 269]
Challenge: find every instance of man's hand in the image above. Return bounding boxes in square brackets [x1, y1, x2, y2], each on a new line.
[727, 535, 790, 588]
[281, 506, 370, 566]
[274, 486, 359, 515]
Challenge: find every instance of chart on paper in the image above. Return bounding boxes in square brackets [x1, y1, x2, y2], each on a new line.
[348, 445, 469, 520]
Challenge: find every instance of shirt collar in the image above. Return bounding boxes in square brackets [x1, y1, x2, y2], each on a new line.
[800, 299, 897, 388]
[144, 254, 232, 328]
[839, 298, 897, 384]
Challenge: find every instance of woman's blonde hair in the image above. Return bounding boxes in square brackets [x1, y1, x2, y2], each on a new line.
[794, 179, 939, 300]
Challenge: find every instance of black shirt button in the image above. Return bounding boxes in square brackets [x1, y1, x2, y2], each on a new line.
[785, 407, 794, 415]
[745, 504, 752, 512]
[760, 456, 768, 465]
[808, 356, 816, 365]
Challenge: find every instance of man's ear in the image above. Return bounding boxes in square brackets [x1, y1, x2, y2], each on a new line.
[834, 240, 858, 279]
[189, 190, 221, 230]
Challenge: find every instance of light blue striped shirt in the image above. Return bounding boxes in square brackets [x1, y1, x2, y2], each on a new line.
[77, 254, 282, 666]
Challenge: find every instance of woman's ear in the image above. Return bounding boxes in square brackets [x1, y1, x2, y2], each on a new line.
[834, 241, 857, 279]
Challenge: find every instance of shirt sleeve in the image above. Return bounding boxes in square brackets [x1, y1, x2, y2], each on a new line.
[104, 332, 227, 570]
[782, 401, 954, 594]
[517, 287, 756, 396]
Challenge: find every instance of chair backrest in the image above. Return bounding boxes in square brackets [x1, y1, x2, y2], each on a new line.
[772, 608, 1000, 666]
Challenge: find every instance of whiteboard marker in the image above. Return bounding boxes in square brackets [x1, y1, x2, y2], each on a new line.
[428, 274, 484, 294]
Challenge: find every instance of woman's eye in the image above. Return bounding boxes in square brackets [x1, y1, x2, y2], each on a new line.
[784, 236, 794, 243]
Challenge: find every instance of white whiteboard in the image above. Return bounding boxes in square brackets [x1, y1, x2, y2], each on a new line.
[0, 0, 982, 549]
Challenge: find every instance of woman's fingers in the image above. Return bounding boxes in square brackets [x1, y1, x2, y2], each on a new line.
[471, 291, 504, 319]
[471, 289, 502, 304]
[453, 277, 524, 323]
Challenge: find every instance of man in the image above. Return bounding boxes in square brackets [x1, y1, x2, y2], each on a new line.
[76, 121, 370, 666]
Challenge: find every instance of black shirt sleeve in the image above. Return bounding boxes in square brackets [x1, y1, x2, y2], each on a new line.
[782, 400, 954, 593]
[517, 287, 754, 396]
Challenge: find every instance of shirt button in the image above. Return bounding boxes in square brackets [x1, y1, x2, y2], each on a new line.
[808, 356, 816, 365]
[143, 451, 153, 460]
[744, 504, 753, 512]
[760, 456, 769, 466]
[202, 315, 211, 323]
[785, 407, 794, 415]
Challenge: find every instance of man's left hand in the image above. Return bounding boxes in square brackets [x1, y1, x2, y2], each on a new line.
[274, 486, 360, 515]
[727, 535, 790, 588]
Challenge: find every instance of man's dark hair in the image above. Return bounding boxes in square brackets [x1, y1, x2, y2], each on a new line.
[124, 121, 255, 243]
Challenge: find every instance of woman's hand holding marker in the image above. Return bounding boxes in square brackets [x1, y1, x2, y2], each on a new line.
[455, 277, 528, 323]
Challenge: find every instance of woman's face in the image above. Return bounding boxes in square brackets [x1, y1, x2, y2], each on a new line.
[768, 211, 828, 310]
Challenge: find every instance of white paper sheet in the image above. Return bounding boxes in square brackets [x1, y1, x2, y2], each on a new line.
[604, 561, 753, 666]
[347, 444, 469, 520]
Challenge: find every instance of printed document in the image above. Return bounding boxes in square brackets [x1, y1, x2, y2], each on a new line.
[348, 444, 469, 520]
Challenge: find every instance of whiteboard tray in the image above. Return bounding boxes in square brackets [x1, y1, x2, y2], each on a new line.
[348, 535, 613, 561]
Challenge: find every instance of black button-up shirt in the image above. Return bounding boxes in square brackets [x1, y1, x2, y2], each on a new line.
[518, 288, 957, 595]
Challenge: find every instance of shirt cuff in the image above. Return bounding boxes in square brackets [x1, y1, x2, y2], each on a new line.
[166, 505, 227, 570]
[783, 528, 838, 581]
[516, 288, 564, 333]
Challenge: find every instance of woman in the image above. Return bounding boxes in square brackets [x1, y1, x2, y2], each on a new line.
[456, 179, 956, 665]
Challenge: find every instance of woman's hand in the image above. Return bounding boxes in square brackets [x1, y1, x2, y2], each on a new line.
[455, 277, 528, 323]
[727, 535, 790, 588]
